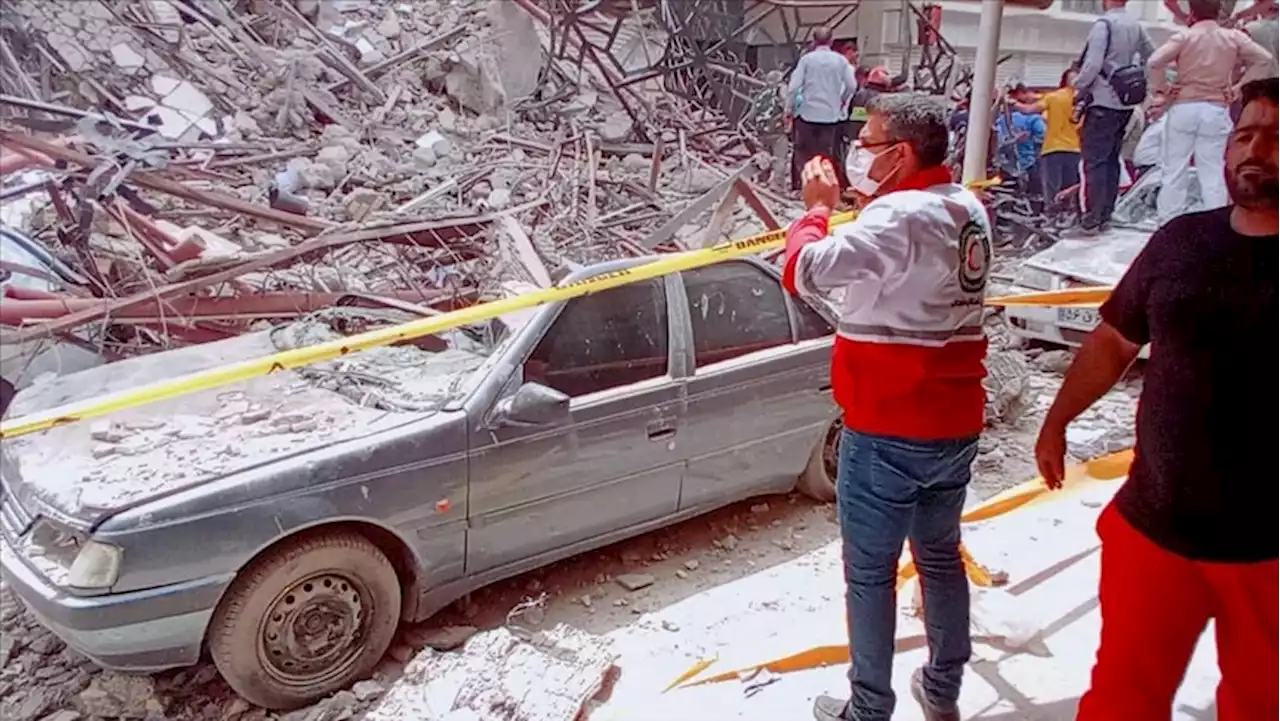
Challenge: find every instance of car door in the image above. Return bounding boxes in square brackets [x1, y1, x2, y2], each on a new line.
[675, 259, 837, 510]
[465, 277, 687, 574]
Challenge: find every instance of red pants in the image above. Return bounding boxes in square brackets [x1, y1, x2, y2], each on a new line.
[1077, 503, 1279, 721]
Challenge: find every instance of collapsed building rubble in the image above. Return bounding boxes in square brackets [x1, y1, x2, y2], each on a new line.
[0, 0, 840, 395]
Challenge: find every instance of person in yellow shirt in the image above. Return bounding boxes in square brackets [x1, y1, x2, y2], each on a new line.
[1018, 67, 1084, 223]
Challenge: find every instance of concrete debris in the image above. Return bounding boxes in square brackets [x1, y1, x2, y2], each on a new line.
[984, 349, 1031, 427]
[73, 674, 156, 719]
[406, 624, 481, 652]
[615, 573, 656, 592]
[350, 680, 387, 702]
[365, 624, 616, 721]
[0, 0, 789, 383]
[1033, 349, 1075, 374]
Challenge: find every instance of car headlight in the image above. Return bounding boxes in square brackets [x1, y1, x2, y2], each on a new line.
[67, 540, 122, 591]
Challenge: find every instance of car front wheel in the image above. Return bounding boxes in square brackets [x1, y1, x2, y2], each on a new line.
[796, 419, 841, 503]
[208, 529, 402, 710]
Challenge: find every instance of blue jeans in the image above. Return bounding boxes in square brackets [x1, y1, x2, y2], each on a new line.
[837, 429, 977, 721]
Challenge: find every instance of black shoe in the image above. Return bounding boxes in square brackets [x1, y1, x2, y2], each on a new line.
[1070, 224, 1101, 238]
[910, 668, 960, 721]
[813, 695, 852, 721]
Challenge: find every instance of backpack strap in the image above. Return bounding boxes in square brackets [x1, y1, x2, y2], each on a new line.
[1095, 17, 1115, 80]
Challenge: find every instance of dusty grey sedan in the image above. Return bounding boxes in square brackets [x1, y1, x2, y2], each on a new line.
[0, 256, 840, 709]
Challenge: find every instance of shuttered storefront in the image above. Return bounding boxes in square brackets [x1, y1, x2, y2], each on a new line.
[1023, 53, 1073, 89]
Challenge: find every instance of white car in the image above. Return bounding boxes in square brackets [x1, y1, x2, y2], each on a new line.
[1002, 167, 1185, 354]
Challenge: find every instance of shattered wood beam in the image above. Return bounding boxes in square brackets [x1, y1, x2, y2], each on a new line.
[585, 133, 598, 224]
[274, 0, 386, 102]
[638, 166, 746, 250]
[648, 136, 664, 192]
[205, 146, 315, 170]
[0, 95, 155, 134]
[733, 179, 781, 230]
[0, 39, 44, 104]
[0, 131, 334, 234]
[695, 181, 742, 248]
[498, 215, 552, 288]
[204, 0, 355, 128]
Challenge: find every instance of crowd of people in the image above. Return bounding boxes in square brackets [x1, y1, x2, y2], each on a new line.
[772, 2, 1279, 721]
[956, 0, 1277, 234]
[779, 0, 1277, 236]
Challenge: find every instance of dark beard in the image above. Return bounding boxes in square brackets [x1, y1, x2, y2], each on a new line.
[1227, 171, 1280, 210]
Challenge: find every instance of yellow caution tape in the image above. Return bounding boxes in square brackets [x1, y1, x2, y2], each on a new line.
[0, 211, 847, 440]
[986, 286, 1113, 308]
[0, 176, 1096, 441]
[667, 448, 1134, 690]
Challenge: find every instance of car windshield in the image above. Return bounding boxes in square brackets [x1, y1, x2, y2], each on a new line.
[270, 307, 509, 413]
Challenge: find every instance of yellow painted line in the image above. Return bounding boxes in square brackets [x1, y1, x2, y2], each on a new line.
[0, 176, 1066, 441]
[668, 449, 1134, 690]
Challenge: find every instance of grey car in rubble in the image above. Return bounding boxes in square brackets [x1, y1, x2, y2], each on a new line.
[0, 255, 842, 709]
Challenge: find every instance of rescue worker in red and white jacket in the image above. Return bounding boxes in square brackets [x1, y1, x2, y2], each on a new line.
[791, 94, 992, 721]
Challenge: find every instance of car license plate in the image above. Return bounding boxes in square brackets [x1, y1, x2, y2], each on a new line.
[1057, 306, 1100, 330]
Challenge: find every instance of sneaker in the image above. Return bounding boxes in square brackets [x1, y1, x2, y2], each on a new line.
[812, 695, 852, 721]
[910, 668, 960, 721]
[1070, 224, 1101, 238]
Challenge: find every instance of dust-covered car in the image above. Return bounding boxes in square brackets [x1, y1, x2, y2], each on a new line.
[0, 256, 841, 709]
[1002, 168, 1177, 351]
[0, 226, 106, 415]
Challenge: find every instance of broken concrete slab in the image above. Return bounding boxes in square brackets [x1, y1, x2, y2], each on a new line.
[365, 624, 616, 721]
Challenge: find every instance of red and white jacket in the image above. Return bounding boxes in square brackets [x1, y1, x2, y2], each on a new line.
[782, 166, 992, 440]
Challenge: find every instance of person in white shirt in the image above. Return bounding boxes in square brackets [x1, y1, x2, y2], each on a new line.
[1148, 0, 1273, 223]
[1133, 107, 1167, 176]
[785, 26, 858, 191]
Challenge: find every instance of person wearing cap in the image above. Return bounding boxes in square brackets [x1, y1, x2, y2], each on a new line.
[785, 93, 992, 721]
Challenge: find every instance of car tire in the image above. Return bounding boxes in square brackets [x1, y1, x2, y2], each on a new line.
[796, 420, 841, 503]
[208, 529, 402, 710]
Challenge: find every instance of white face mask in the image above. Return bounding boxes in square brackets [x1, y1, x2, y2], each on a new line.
[845, 143, 900, 197]
[845, 146, 880, 197]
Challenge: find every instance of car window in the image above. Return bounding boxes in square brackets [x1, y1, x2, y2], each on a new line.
[525, 279, 669, 397]
[682, 262, 792, 368]
[793, 296, 835, 341]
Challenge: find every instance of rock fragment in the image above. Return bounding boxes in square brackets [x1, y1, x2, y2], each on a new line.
[615, 573, 655, 592]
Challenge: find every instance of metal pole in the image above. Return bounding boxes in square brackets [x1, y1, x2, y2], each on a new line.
[961, 0, 1005, 185]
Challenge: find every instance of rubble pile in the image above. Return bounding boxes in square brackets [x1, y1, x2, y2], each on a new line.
[0, 0, 787, 380]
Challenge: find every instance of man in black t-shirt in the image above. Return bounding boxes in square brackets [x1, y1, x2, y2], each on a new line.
[1035, 76, 1278, 720]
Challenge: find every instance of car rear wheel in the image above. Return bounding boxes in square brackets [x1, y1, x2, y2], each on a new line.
[797, 420, 841, 503]
[208, 529, 401, 710]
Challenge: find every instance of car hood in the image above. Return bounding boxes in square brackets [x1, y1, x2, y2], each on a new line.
[1, 326, 486, 524]
[1022, 226, 1151, 286]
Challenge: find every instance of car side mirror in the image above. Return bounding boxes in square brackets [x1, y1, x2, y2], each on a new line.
[493, 382, 570, 427]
